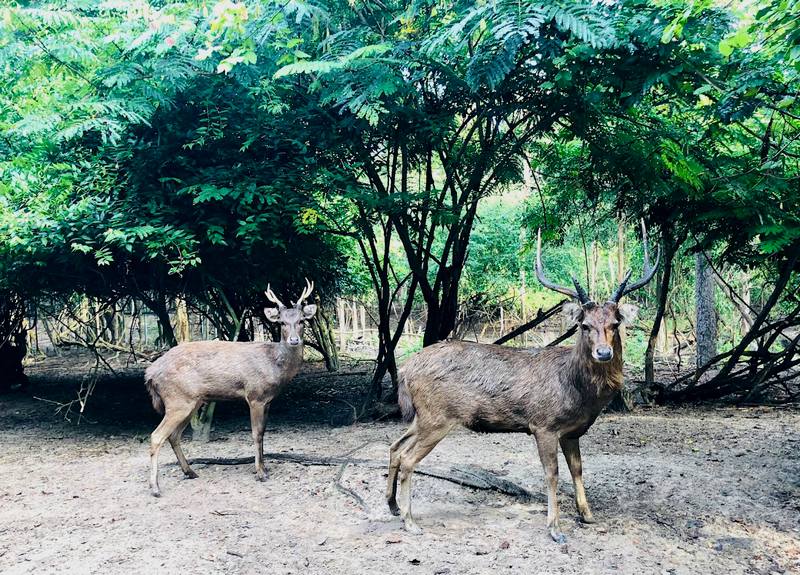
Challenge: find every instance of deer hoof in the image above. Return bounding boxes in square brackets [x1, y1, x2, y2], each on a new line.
[150, 488, 161, 498]
[404, 520, 423, 536]
[579, 512, 596, 524]
[387, 500, 400, 516]
[550, 530, 567, 545]
[184, 469, 199, 479]
[255, 472, 268, 482]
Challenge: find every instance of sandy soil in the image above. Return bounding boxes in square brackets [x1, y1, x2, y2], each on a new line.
[1, 357, 799, 574]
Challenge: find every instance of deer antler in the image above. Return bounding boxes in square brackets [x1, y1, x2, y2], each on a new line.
[265, 284, 286, 309]
[291, 278, 314, 308]
[536, 229, 592, 305]
[609, 219, 661, 303]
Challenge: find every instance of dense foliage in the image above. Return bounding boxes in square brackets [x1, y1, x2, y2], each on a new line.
[1, 1, 798, 403]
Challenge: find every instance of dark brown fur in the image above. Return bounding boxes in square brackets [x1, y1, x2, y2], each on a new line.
[387, 301, 636, 542]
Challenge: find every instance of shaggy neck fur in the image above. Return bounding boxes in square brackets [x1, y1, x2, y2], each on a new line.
[569, 331, 624, 395]
[271, 340, 305, 380]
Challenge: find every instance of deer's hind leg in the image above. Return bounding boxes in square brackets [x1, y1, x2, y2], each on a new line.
[387, 419, 419, 516]
[149, 402, 196, 497]
[397, 421, 454, 534]
[169, 414, 198, 479]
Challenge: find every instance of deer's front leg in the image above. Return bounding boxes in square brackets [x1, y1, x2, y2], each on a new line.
[247, 399, 270, 481]
[560, 437, 594, 524]
[535, 432, 565, 544]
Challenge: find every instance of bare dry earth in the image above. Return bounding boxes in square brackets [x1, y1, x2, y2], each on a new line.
[0, 362, 799, 575]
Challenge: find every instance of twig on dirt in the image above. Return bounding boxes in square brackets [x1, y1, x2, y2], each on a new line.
[333, 440, 374, 512]
[183, 451, 532, 499]
[414, 466, 533, 499]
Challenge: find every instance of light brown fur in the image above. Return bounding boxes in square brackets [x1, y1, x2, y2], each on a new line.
[388, 301, 637, 542]
[145, 303, 316, 496]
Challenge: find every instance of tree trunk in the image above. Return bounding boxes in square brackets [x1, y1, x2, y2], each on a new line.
[609, 221, 633, 413]
[0, 293, 28, 393]
[337, 297, 346, 350]
[351, 300, 359, 338]
[369, 278, 418, 407]
[142, 294, 177, 349]
[617, 218, 626, 293]
[310, 301, 339, 372]
[589, 240, 597, 301]
[616, 218, 627, 341]
[190, 402, 216, 443]
[421, 265, 462, 346]
[740, 269, 752, 334]
[695, 252, 717, 370]
[519, 267, 527, 345]
[175, 297, 191, 342]
[644, 233, 676, 391]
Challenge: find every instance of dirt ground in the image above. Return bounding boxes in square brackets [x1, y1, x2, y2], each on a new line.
[1, 354, 799, 574]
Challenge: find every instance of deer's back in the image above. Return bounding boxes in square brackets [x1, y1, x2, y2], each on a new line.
[146, 341, 287, 402]
[401, 341, 592, 434]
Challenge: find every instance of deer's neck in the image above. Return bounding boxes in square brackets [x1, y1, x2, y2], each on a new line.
[570, 334, 624, 396]
[274, 341, 305, 377]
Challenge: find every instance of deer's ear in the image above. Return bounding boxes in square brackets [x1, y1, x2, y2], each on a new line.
[618, 303, 639, 324]
[264, 307, 281, 323]
[563, 302, 583, 324]
[302, 304, 317, 319]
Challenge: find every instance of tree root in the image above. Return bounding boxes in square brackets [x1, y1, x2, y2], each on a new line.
[184, 452, 533, 499]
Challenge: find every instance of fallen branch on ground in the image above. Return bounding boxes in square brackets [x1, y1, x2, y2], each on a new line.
[334, 441, 374, 511]
[183, 452, 532, 499]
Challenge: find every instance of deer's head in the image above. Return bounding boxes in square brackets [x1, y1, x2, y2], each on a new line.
[264, 279, 317, 346]
[536, 222, 659, 364]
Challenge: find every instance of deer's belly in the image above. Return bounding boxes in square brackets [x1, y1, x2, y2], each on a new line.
[463, 406, 531, 434]
[465, 420, 530, 434]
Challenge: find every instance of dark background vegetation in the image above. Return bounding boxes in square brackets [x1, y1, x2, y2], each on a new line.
[1, 0, 798, 417]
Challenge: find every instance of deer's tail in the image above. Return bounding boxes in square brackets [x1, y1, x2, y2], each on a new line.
[397, 369, 416, 423]
[144, 373, 164, 415]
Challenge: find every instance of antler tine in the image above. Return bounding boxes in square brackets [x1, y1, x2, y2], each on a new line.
[292, 277, 315, 308]
[536, 228, 588, 304]
[570, 276, 592, 306]
[609, 268, 633, 303]
[610, 219, 661, 302]
[265, 284, 286, 309]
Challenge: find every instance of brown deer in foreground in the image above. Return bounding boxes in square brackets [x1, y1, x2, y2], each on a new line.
[145, 280, 316, 497]
[387, 225, 659, 543]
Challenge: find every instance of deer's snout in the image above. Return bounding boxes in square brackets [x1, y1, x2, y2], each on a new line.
[594, 346, 613, 362]
[288, 336, 301, 346]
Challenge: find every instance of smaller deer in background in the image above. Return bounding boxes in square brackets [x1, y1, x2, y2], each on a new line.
[387, 223, 659, 543]
[145, 280, 316, 496]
